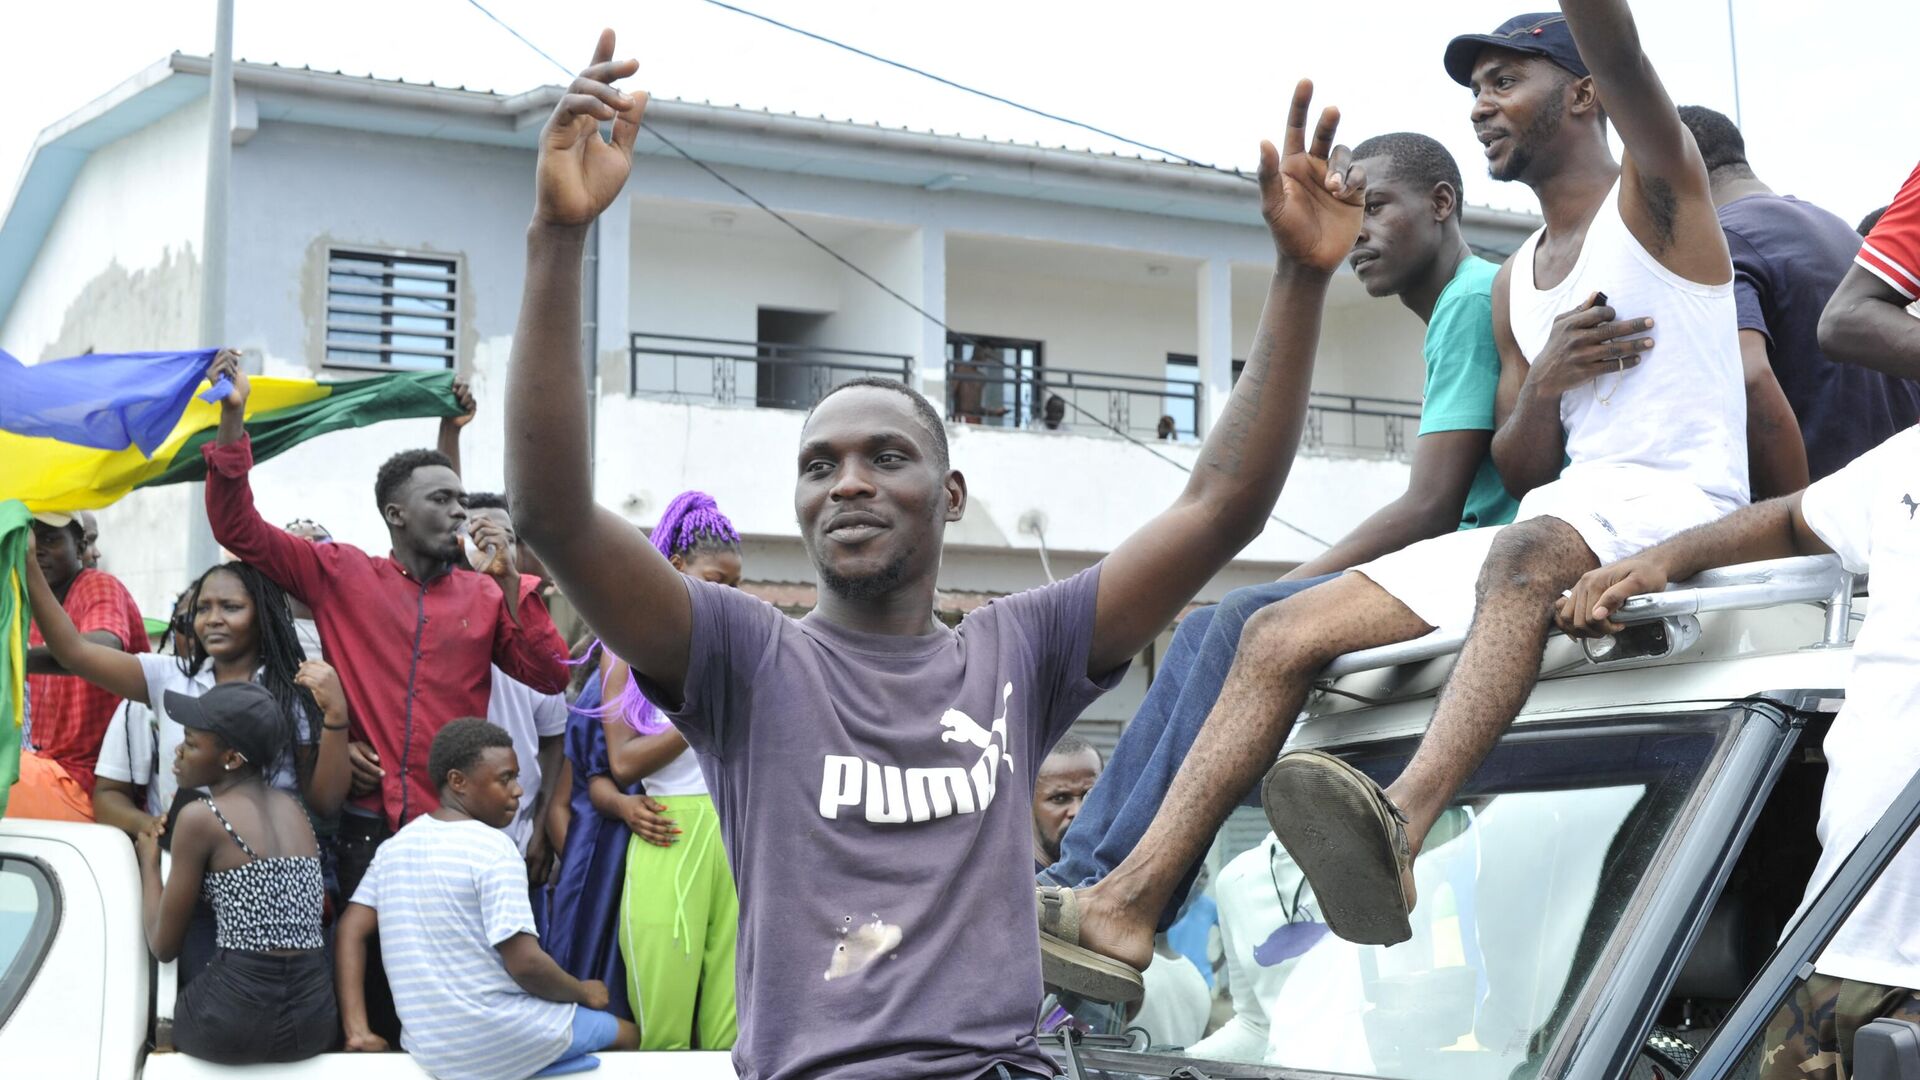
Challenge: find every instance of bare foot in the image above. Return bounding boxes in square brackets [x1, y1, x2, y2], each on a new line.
[1068, 882, 1155, 973]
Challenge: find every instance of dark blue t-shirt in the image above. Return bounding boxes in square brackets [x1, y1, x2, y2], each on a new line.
[1720, 193, 1920, 480]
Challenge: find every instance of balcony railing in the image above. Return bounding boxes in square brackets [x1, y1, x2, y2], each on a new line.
[945, 359, 1200, 441]
[1306, 393, 1423, 459]
[629, 333, 913, 410]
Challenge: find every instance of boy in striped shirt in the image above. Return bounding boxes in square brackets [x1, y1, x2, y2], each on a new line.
[336, 719, 637, 1079]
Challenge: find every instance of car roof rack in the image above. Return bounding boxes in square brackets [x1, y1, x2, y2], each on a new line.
[1318, 554, 1856, 684]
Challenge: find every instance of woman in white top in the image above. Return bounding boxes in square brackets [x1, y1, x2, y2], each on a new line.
[600, 491, 744, 1051]
[26, 554, 354, 840]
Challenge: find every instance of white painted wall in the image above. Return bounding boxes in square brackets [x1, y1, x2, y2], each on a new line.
[0, 100, 208, 361]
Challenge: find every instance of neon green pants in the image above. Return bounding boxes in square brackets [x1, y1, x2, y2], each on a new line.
[617, 793, 738, 1050]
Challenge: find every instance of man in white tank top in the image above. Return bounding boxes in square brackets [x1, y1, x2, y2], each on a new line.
[1061, 0, 1792, 969]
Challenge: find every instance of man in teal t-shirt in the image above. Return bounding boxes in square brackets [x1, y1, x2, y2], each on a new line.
[1043, 132, 1542, 998]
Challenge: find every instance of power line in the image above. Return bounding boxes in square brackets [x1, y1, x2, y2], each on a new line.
[699, 0, 1250, 182]
[459, 0, 1328, 548]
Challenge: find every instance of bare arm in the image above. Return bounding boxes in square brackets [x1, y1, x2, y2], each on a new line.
[1819, 265, 1920, 378]
[94, 779, 163, 840]
[1561, 0, 1729, 282]
[1284, 429, 1490, 578]
[139, 806, 215, 962]
[545, 758, 573, 854]
[497, 932, 603, 1005]
[600, 660, 691, 785]
[437, 380, 476, 476]
[23, 553, 142, 696]
[1558, 492, 1828, 635]
[504, 35, 694, 704]
[1089, 80, 1362, 674]
[525, 733, 564, 885]
[335, 903, 389, 1052]
[294, 660, 354, 819]
[1740, 330, 1810, 499]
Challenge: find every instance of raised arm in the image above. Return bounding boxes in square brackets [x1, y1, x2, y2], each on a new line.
[437, 380, 476, 476]
[202, 351, 330, 605]
[503, 31, 695, 703]
[1088, 80, 1360, 674]
[23, 544, 145, 698]
[1560, 0, 1729, 282]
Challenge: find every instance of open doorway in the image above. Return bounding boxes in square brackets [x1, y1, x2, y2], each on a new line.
[756, 308, 830, 409]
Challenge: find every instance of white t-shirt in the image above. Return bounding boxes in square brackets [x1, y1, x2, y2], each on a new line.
[1794, 425, 1920, 988]
[1133, 947, 1211, 1048]
[643, 743, 708, 797]
[486, 666, 568, 854]
[92, 654, 310, 813]
[351, 815, 573, 1080]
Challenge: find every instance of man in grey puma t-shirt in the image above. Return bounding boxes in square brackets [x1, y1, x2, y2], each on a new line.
[656, 568, 1119, 1078]
[507, 34, 1371, 1080]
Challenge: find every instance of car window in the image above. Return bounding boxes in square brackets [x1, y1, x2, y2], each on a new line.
[1103, 717, 1724, 1080]
[0, 858, 59, 1027]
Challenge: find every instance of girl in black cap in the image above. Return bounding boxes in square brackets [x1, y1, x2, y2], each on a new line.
[136, 680, 337, 1064]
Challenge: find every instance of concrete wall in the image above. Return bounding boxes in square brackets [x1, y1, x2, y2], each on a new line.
[0, 100, 209, 361]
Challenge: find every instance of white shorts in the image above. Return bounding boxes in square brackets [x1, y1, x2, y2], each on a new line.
[1351, 469, 1734, 634]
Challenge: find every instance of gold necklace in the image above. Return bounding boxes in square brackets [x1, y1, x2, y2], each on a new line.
[1593, 358, 1625, 406]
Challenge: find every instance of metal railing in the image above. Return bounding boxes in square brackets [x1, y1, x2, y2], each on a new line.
[1306, 393, 1424, 459]
[629, 333, 913, 410]
[944, 359, 1201, 440]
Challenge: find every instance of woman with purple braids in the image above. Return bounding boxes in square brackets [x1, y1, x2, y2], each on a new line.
[602, 491, 744, 1050]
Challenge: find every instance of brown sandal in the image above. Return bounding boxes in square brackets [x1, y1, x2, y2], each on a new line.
[1035, 885, 1146, 1003]
[1262, 749, 1415, 946]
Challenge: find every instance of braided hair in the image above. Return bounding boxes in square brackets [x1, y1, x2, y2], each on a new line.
[604, 491, 741, 735]
[178, 561, 320, 785]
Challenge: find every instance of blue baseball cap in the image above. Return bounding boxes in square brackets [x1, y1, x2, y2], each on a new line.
[1444, 13, 1591, 88]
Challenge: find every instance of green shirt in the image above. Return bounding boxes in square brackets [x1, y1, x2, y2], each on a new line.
[1419, 255, 1518, 530]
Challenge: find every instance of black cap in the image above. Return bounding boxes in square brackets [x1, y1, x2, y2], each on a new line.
[165, 682, 286, 771]
[1444, 13, 1591, 88]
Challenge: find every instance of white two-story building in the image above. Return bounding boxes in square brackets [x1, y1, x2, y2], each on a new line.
[0, 55, 1538, 726]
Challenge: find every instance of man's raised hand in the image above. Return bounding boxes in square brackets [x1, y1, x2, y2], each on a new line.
[534, 29, 648, 230]
[1258, 80, 1364, 274]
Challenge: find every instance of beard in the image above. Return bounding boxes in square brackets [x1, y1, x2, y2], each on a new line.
[1490, 99, 1565, 183]
[816, 544, 916, 602]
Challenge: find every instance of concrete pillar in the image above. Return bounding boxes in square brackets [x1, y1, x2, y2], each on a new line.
[1196, 258, 1233, 435]
[594, 193, 633, 390]
[915, 226, 947, 398]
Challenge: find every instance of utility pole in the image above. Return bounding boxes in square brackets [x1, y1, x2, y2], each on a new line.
[1727, 0, 1744, 128]
[187, 0, 234, 575]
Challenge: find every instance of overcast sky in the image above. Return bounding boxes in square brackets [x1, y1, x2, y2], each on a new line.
[4, 0, 1915, 233]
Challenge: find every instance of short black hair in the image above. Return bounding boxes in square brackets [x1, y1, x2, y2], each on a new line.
[1676, 106, 1748, 175]
[374, 448, 455, 512]
[1351, 132, 1465, 220]
[1047, 732, 1103, 767]
[1859, 205, 1890, 238]
[807, 377, 950, 472]
[428, 717, 514, 792]
[463, 491, 510, 513]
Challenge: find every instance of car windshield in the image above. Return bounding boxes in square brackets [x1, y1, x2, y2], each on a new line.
[1111, 716, 1723, 1080]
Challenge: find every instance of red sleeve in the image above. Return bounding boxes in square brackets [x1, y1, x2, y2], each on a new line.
[202, 435, 331, 607]
[491, 574, 569, 694]
[65, 571, 136, 647]
[1859, 160, 1920, 301]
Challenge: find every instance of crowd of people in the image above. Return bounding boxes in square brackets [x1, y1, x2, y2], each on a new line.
[11, 2, 1920, 1078]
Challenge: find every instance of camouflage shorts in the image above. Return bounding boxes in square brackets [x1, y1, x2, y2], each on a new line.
[1760, 972, 1920, 1080]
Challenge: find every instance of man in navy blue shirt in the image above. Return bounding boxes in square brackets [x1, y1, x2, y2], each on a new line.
[1679, 105, 1920, 482]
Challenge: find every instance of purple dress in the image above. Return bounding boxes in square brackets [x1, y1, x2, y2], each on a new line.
[543, 672, 639, 1020]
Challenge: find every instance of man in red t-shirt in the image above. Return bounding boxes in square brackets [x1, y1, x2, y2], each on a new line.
[25, 514, 150, 794]
[1819, 160, 1920, 378]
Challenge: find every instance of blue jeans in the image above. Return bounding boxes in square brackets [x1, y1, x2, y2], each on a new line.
[1043, 575, 1337, 930]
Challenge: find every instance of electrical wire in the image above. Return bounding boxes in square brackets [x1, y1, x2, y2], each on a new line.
[699, 0, 1250, 181]
[460, 0, 1329, 548]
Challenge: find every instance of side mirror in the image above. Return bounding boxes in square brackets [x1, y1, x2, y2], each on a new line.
[1855, 1018, 1920, 1080]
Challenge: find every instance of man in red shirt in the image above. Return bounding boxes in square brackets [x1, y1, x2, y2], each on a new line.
[25, 514, 150, 795]
[1820, 159, 1920, 379]
[199, 352, 568, 872]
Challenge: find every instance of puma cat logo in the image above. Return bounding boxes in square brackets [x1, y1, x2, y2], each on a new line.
[1903, 493, 1918, 520]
